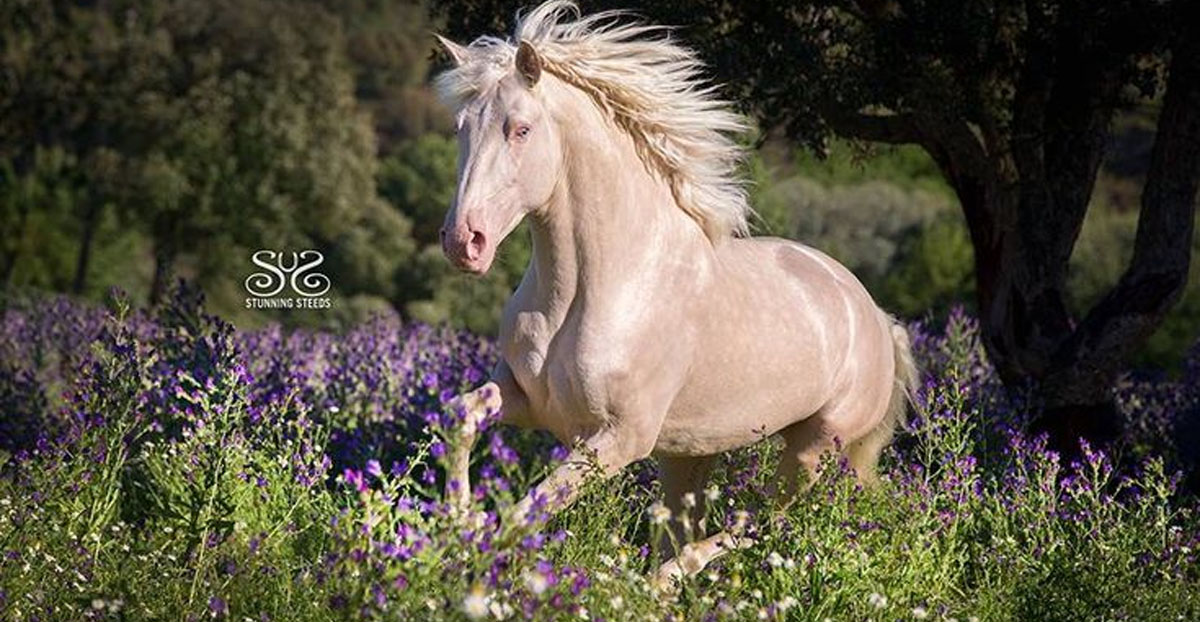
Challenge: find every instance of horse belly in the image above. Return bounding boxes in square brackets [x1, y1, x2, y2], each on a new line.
[655, 303, 838, 456]
[656, 347, 833, 456]
[653, 240, 860, 457]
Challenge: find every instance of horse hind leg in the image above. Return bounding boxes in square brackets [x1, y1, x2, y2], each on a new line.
[654, 412, 854, 591]
[845, 421, 891, 486]
[777, 402, 882, 494]
[654, 455, 762, 591]
[658, 455, 717, 552]
[652, 530, 754, 591]
[652, 416, 833, 590]
[777, 414, 838, 501]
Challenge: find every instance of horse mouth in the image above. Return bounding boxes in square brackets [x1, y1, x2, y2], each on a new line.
[449, 253, 493, 275]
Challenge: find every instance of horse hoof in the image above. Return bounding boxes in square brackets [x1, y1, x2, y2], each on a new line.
[650, 561, 684, 594]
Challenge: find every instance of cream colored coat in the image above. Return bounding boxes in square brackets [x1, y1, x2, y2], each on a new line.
[434, 1, 917, 585]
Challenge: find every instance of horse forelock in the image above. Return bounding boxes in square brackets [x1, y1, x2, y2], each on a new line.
[434, 0, 752, 241]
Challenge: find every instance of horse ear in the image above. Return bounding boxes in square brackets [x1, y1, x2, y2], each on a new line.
[435, 34, 469, 66]
[515, 40, 542, 87]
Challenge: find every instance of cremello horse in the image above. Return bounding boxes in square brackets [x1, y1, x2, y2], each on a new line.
[435, 1, 917, 584]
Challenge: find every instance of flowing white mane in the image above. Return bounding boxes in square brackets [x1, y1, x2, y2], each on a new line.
[435, 0, 751, 240]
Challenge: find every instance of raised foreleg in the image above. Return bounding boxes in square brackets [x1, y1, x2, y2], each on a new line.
[442, 363, 530, 512]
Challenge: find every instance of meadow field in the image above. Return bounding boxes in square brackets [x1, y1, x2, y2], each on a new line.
[5, 1, 1200, 620]
[1, 287, 1198, 622]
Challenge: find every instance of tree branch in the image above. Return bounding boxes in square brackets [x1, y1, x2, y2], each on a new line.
[818, 107, 922, 145]
[1049, 42, 1200, 393]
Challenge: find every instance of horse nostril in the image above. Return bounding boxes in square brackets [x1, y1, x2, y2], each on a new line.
[467, 230, 486, 260]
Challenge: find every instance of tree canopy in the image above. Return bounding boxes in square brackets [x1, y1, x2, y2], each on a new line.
[1, 0, 412, 309]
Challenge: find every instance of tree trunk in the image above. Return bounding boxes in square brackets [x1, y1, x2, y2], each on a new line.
[952, 44, 1200, 457]
[1034, 43, 1200, 453]
[72, 197, 103, 295]
[808, 34, 1198, 458]
[149, 246, 174, 305]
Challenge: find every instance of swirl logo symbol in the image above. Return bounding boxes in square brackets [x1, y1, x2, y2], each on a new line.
[244, 250, 331, 298]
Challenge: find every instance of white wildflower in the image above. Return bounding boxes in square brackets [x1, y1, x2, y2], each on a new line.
[648, 502, 672, 525]
[732, 510, 750, 534]
[489, 600, 513, 620]
[523, 571, 549, 596]
[705, 486, 721, 501]
[912, 606, 929, 619]
[766, 552, 785, 568]
[463, 586, 489, 620]
[682, 492, 697, 509]
[867, 592, 888, 609]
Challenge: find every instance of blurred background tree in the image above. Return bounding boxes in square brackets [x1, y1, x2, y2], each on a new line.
[2, 1, 1197, 449]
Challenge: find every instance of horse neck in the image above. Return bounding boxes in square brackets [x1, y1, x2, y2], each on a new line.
[527, 81, 707, 316]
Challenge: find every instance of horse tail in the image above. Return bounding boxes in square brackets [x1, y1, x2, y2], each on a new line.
[887, 320, 918, 434]
[847, 319, 919, 483]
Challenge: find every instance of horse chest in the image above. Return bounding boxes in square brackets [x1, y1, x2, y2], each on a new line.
[502, 311, 605, 440]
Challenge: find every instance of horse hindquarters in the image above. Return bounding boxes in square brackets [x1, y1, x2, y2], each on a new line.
[776, 315, 915, 492]
[845, 320, 917, 483]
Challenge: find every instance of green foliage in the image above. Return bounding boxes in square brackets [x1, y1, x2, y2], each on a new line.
[882, 213, 976, 317]
[744, 151, 796, 237]
[320, 0, 452, 149]
[792, 141, 954, 198]
[380, 134, 460, 246]
[125, 0, 386, 288]
[402, 229, 532, 335]
[0, 147, 80, 290]
[0, 0, 415, 324]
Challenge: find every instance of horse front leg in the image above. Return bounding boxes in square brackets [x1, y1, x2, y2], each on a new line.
[507, 422, 657, 527]
[442, 364, 529, 513]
